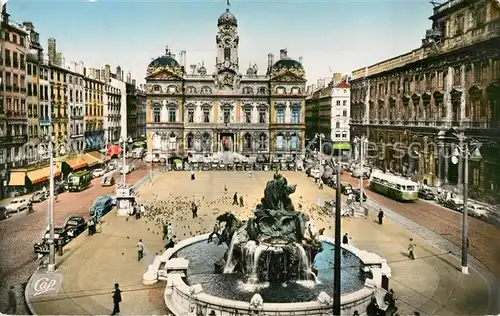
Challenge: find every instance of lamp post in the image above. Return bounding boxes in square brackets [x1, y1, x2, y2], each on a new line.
[38, 138, 67, 272]
[451, 135, 482, 275]
[120, 136, 133, 185]
[333, 153, 342, 315]
[353, 136, 367, 212]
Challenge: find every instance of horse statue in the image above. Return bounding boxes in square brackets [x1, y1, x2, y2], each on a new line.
[215, 212, 243, 247]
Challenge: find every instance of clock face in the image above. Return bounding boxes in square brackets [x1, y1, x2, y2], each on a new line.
[222, 36, 233, 47]
[224, 60, 231, 68]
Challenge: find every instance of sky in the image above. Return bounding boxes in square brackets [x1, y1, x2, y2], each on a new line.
[6, 0, 436, 84]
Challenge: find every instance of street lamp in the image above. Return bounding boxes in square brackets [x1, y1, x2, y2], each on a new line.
[353, 136, 368, 212]
[38, 138, 68, 272]
[450, 134, 482, 275]
[120, 136, 133, 185]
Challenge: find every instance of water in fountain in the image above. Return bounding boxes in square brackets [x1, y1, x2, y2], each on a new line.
[223, 232, 238, 273]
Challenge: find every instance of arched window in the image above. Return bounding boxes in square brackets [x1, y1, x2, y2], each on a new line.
[187, 133, 194, 149]
[244, 133, 252, 149]
[202, 133, 211, 151]
[153, 85, 161, 93]
[169, 132, 177, 151]
[290, 133, 299, 151]
[259, 133, 268, 150]
[276, 133, 284, 150]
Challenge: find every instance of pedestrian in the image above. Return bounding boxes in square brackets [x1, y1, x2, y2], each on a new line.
[224, 185, 228, 193]
[378, 209, 384, 225]
[342, 233, 349, 245]
[88, 218, 95, 236]
[318, 178, 323, 189]
[111, 283, 122, 315]
[384, 288, 398, 316]
[408, 238, 417, 260]
[239, 195, 244, 207]
[364, 207, 369, 219]
[353, 311, 360, 316]
[162, 222, 169, 240]
[232, 193, 238, 205]
[249, 169, 253, 177]
[4, 285, 16, 314]
[191, 170, 196, 180]
[208, 222, 220, 243]
[191, 202, 198, 218]
[366, 297, 380, 316]
[165, 235, 177, 249]
[137, 239, 145, 261]
[318, 228, 325, 235]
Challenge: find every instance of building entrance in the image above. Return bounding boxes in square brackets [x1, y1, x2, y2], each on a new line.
[219, 133, 234, 152]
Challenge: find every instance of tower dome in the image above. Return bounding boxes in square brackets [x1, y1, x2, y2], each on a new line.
[218, 9, 237, 26]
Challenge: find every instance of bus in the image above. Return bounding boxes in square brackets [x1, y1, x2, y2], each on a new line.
[369, 172, 418, 202]
[68, 170, 91, 192]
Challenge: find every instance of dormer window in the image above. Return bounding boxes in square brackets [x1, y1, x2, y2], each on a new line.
[258, 87, 266, 95]
[153, 85, 161, 93]
[186, 86, 196, 94]
[291, 87, 300, 94]
[276, 87, 285, 95]
[168, 85, 177, 94]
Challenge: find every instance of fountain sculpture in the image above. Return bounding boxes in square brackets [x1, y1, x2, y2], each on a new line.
[210, 171, 323, 283]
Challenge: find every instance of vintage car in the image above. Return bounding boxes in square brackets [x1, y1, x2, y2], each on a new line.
[31, 190, 47, 203]
[468, 204, 490, 219]
[443, 198, 464, 212]
[120, 164, 135, 175]
[101, 176, 116, 187]
[0, 207, 11, 221]
[201, 163, 210, 171]
[6, 198, 30, 214]
[34, 227, 68, 254]
[418, 188, 435, 200]
[352, 188, 368, 202]
[351, 168, 370, 179]
[92, 168, 106, 178]
[65, 215, 87, 239]
[90, 195, 114, 218]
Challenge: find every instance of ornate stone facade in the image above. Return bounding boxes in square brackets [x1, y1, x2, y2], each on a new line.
[350, 0, 500, 203]
[145, 9, 306, 161]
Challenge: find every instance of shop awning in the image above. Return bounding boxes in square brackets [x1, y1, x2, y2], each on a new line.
[87, 151, 110, 162]
[8, 171, 26, 186]
[81, 153, 102, 167]
[107, 145, 122, 157]
[64, 157, 88, 171]
[333, 143, 351, 150]
[26, 166, 62, 185]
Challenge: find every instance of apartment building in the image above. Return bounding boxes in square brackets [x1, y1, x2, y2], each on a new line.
[84, 68, 105, 151]
[103, 64, 124, 144]
[67, 61, 85, 152]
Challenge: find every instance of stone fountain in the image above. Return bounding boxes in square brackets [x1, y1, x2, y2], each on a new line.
[210, 171, 323, 283]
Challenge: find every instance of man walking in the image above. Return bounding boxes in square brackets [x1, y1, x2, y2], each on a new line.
[208, 222, 220, 243]
[4, 285, 16, 314]
[191, 202, 198, 218]
[111, 283, 122, 315]
[408, 238, 417, 260]
[384, 288, 398, 316]
[88, 218, 95, 236]
[239, 195, 244, 207]
[342, 233, 349, 245]
[232, 193, 238, 205]
[137, 239, 145, 261]
[162, 222, 170, 240]
[378, 210, 384, 225]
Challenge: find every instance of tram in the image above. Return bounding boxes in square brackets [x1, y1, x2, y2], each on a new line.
[369, 172, 419, 202]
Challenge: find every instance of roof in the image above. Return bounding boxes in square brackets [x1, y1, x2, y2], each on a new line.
[335, 79, 350, 89]
[148, 55, 179, 69]
[218, 9, 237, 26]
[272, 59, 303, 70]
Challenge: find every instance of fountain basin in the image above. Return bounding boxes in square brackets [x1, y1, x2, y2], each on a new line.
[157, 234, 392, 316]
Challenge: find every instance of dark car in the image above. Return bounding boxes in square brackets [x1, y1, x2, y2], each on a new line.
[0, 206, 10, 221]
[65, 215, 87, 239]
[443, 198, 464, 212]
[34, 227, 69, 254]
[418, 188, 435, 200]
[90, 195, 114, 218]
[352, 188, 367, 202]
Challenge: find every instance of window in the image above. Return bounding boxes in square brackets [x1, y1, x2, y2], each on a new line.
[276, 135, 284, 150]
[203, 108, 210, 123]
[276, 87, 285, 95]
[343, 100, 347, 106]
[202, 133, 211, 151]
[187, 133, 194, 149]
[188, 109, 194, 123]
[259, 109, 267, 124]
[153, 85, 161, 92]
[244, 133, 252, 149]
[291, 87, 300, 94]
[259, 133, 268, 149]
[258, 87, 266, 95]
[244, 108, 252, 123]
[169, 133, 176, 151]
[224, 48, 231, 60]
[291, 108, 300, 123]
[342, 110, 347, 117]
[290, 135, 298, 150]
[455, 14, 464, 35]
[336, 100, 341, 106]
[336, 122, 340, 128]
[341, 132, 347, 139]
[168, 86, 176, 94]
[168, 107, 176, 122]
[223, 108, 231, 123]
[335, 133, 341, 139]
[276, 108, 284, 123]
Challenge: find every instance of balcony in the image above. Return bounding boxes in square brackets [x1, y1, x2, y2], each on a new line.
[4, 135, 28, 144]
[70, 115, 84, 120]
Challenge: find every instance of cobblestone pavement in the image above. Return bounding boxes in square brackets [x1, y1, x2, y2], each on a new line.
[27, 171, 492, 316]
[340, 174, 500, 279]
[0, 161, 150, 314]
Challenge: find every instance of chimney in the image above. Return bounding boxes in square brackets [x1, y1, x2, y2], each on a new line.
[121, 70, 124, 82]
[22, 21, 34, 32]
[126, 71, 131, 83]
[116, 66, 122, 81]
[267, 53, 274, 69]
[79, 61, 84, 74]
[132, 79, 136, 86]
[48, 38, 56, 64]
[180, 51, 186, 67]
[279, 49, 288, 60]
[298, 56, 303, 64]
[2, 3, 9, 24]
[105, 64, 111, 83]
[100, 69, 105, 82]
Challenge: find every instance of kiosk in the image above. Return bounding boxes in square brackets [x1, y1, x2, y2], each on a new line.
[115, 184, 136, 216]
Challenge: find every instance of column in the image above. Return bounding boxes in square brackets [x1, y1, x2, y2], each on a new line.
[437, 142, 444, 186]
[457, 139, 463, 187]
[444, 144, 449, 184]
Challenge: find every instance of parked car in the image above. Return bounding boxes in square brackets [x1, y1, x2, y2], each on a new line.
[5, 198, 30, 214]
[31, 190, 47, 203]
[443, 198, 464, 212]
[92, 168, 106, 178]
[120, 164, 135, 174]
[467, 204, 489, 219]
[34, 227, 68, 254]
[418, 188, 435, 200]
[101, 176, 115, 187]
[351, 168, 370, 179]
[0, 207, 11, 221]
[352, 188, 367, 202]
[65, 215, 87, 238]
[106, 162, 118, 172]
[90, 195, 114, 218]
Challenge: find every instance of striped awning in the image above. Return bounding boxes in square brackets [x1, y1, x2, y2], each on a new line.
[81, 153, 102, 167]
[65, 157, 88, 171]
[8, 171, 26, 186]
[26, 166, 62, 185]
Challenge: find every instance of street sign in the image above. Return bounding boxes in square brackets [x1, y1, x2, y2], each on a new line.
[40, 119, 52, 126]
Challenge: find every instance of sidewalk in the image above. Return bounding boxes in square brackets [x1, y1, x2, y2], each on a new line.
[24, 171, 496, 315]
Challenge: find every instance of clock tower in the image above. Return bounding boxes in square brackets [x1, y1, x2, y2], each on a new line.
[216, 9, 239, 73]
